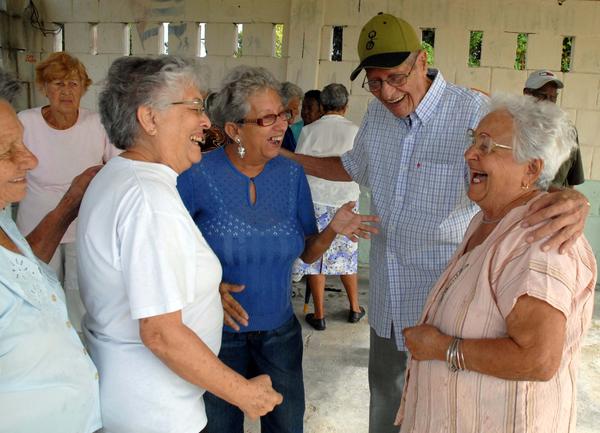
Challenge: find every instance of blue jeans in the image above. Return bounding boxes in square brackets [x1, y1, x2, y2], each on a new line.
[205, 315, 305, 433]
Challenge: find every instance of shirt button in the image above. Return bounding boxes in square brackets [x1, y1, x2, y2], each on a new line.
[94, 372, 99, 381]
[51, 294, 57, 302]
[66, 321, 72, 328]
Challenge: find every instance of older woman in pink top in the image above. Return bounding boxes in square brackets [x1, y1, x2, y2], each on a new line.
[16, 52, 119, 332]
[396, 93, 596, 433]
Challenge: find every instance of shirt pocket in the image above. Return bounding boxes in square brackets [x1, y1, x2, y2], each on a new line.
[404, 161, 464, 217]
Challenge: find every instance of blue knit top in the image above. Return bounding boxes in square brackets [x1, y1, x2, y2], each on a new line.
[177, 148, 318, 332]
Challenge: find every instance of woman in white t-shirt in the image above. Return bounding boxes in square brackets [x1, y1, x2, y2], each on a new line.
[77, 55, 282, 433]
[16, 52, 119, 332]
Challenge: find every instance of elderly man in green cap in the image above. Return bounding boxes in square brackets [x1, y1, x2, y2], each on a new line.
[282, 13, 590, 432]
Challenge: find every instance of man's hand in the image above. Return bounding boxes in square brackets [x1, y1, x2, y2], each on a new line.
[522, 188, 590, 254]
[219, 282, 248, 331]
[330, 201, 379, 242]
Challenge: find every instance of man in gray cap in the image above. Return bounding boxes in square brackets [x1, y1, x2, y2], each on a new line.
[523, 69, 584, 187]
[281, 14, 590, 433]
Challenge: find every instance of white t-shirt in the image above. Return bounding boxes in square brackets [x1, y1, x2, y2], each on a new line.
[16, 107, 120, 243]
[77, 157, 223, 433]
[295, 114, 361, 207]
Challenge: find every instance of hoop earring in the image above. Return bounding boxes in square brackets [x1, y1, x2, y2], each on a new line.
[236, 137, 246, 159]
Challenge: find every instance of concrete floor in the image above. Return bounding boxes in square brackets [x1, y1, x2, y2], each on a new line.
[246, 269, 600, 433]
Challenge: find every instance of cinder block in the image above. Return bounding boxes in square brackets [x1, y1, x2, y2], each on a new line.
[580, 145, 594, 180]
[97, 23, 127, 55]
[571, 36, 600, 74]
[555, 1, 599, 36]
[76, 53, 111, 84]
[481, 31, 517, 69]
[80, 83, 101, 112]
[205, 22, 236, 57]
[342, 25, 360, 62]
[168, 22, 198, 57]
[319, 26, 332, 61]
[205, 0, 255, 22]
[288, 0, 324, 60]
[286, 57, 317, 93]
[99, 0, 146, 22]
[41, 33, 58, 54]
[183, 0, 210, 21]
[489, 68, 527, 94]
[435, 27, 470, 77]
[8, 15, 26, 50]
[455, 66, 492, 95]
[346, 94, 372, 126]
[64, 22, 92, 54]
[500, 0, 543, 33]
[16, 50, 38, 83]
[398, 0, 464, 29]
[224, 56, 257, 73]
[131, 22, 162, 56]
[323, 0, 360, 26]
[575, 110, 600, 148]
[562, 73, 600, 110]
[254, 57, 286, 82]
[72, 0, 99, 22]
[38, 0, 73, 22]
[248, 0, 290, 24]
[316, 60, 354, 90]
[526, 33, 562, 71]
[563, 108, 576, 124]
[196, 56, 227, 90]
[349, 69, 371, 98]
[461, 0, 497, 30]
[243, 23, 276, 57]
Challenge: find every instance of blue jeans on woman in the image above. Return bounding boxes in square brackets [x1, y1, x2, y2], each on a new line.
[205, 315, 305, 433]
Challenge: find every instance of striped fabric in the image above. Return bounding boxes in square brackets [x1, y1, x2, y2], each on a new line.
[397, 196, 597, 433]
[341, 70, 488, 350]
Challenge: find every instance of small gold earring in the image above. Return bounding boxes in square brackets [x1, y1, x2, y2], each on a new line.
[521, 182, 530, 190]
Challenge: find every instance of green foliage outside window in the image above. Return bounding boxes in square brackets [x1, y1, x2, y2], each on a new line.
[468, 31, 483, 67]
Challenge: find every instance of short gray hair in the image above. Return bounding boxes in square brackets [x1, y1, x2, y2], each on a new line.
[210, 65, 281, 128]
[99, 55, 204, 150]
[0, 67, 22, 103]
[280, 81, 303, 107]
[489, 93, 578, 190]
[321, 83, 348, 112]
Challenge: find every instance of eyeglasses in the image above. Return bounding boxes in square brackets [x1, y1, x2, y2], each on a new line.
[238, 110, 292, 127]
[361, 55, 419, 93]
[467, 128, 513, 155]
[171, 99, 205, 114]
[529, 90, 558, 103]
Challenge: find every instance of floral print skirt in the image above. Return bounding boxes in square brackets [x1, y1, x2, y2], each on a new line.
[292, 202, 358, 277]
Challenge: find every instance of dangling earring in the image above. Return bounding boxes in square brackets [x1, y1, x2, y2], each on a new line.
[521, 181, 530, 190]
[236, 137, 246, 159]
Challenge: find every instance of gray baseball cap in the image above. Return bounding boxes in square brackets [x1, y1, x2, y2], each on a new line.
[524, 69, 564, 90]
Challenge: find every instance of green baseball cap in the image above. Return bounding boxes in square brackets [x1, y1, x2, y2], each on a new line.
[350, 13, 421, 81]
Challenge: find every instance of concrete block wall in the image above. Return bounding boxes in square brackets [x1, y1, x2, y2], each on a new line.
[2, 0, 600, 261]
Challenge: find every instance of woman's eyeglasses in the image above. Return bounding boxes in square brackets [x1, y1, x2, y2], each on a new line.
[171, 99, 205, 114]
[467, 128, 513, 155]
[237, 110, 292, 127]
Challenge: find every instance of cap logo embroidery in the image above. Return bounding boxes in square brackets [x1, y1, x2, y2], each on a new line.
[366, 30, 376, 50]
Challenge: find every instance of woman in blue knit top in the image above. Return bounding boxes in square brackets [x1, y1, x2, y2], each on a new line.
[177, 66, 378, 433]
